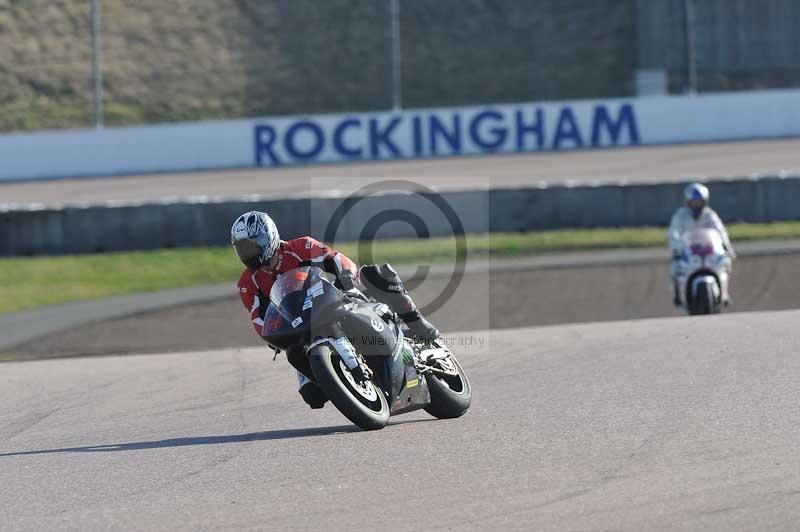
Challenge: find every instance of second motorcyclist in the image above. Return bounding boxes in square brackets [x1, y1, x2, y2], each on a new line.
[667, 182, 735, 306]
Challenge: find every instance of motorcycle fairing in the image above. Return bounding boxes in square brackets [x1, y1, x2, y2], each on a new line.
[337, 302, 398, 357]
[381, 338, 430, 415]
[262, 267, 346, 347]
[261, 265, 432, 415]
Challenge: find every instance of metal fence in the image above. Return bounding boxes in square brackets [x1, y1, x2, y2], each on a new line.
[1, 0, 800, 133]
[638, 0, 800, 93]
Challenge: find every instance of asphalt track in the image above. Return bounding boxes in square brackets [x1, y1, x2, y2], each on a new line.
[4, 138, 800, 530]
[2, 138, 800, 205]
[3, 309, 800, 531]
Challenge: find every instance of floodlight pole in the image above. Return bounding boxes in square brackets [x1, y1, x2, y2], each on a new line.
[91, 0, 104, 128]
[684, 0, 698, 94]
[389, 0, 402, 110]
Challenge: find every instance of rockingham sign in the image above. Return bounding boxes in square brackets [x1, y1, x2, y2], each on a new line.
[1, 89, 800, 181]
[253, 102, 639, 166]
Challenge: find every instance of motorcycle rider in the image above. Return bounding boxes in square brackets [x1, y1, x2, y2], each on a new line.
[667, 182, 735, 306]
[231, 210, 439, 409]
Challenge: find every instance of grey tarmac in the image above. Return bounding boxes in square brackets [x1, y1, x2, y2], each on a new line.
[2, 310, 800, 531]
[2, 138, 800, 206]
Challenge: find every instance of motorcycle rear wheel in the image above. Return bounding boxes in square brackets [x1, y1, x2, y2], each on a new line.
[424, 353, 472, 419]
[309, 343, 390, 430]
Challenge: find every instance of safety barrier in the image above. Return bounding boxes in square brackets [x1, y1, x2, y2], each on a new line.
[2, 175, 799, 256]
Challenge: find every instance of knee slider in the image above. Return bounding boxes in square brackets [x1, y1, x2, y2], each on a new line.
[360, 263, 415, 314]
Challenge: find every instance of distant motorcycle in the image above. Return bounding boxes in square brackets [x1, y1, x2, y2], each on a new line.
[262, 266, 472, 430]
[676, 228, 731, 315]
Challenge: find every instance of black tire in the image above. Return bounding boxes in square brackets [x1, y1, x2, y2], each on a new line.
[308, 343, 390, 431]
[424, 353, 472, 419]
[690, 280, 714, 315]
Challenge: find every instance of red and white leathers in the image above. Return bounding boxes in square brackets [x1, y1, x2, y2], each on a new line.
[667, 206, 734, 300]
[236, 236, 358, 336]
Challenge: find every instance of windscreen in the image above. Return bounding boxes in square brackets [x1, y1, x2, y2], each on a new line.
[683, 228, 725, 255]
[269, 267, 311, 312]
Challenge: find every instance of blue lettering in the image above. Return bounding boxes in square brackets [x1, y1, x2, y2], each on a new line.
[515, 109, 545, 151]
[591, 104, 640, 146]
[284, 120, 325, 160]
[369, 117, 402, 158]
[333, 118, 363, 159]
[412, 115, 424, 156]
[429, 114, 462, 155]
[469, 111, 507, 151]
[552, 107, 584, 150]
[254, 125, 280, 166]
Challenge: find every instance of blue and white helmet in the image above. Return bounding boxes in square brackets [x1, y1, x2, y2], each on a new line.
[683, 182, 709, 203]
[683, 182, 709, 217]
[231, 211, 280, 270]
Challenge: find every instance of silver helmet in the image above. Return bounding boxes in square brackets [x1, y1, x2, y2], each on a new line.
[230, 211, 280, 270]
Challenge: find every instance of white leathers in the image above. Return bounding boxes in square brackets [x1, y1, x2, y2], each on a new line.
[667, 206, 733, 255]
[667, 205, 734, 305]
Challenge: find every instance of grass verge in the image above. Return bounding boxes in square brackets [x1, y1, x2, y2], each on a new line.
[1, 222, 799, 315]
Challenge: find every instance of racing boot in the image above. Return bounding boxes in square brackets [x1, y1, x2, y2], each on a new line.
[722, 284, 732, 307]
[360, 263, 440, 342]
[297, 373, 327, 409]
[286, 346, 327, 409]
[672, 279, 681, 307]
[398, 310, 439, 343]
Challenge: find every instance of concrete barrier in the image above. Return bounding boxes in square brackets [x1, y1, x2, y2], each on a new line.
[2, 175, 800, 256]
[3, 89, 800, 182]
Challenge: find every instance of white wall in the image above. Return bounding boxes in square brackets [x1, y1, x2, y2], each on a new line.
[2, 89, 800, 182]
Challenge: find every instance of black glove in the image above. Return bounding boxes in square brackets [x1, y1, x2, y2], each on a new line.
[323, 256, 342, 276]
[336, 271, 356, 291]
[323, 256, 356, 291]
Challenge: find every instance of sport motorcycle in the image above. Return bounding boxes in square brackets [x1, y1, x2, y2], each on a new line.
[676, 228, 731, 315]
[262, 266, 472, 430]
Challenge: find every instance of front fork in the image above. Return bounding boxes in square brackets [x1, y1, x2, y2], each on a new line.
[315, 323, 373, 381]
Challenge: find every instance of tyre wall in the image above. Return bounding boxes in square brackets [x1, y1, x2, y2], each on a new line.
[2, 175, 799, 256]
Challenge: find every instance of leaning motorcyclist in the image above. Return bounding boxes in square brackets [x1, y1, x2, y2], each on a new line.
[667, 182, 735, 306]
[231, 210, 439, 409]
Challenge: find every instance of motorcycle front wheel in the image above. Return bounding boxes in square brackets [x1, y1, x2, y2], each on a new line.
[308, 343, 390, 431]
[689, 280, 718, 315]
